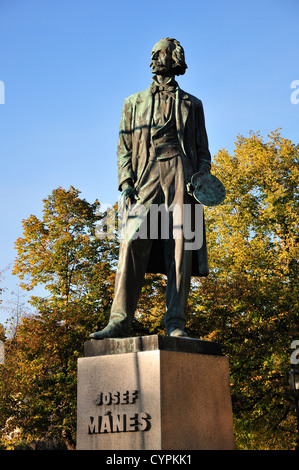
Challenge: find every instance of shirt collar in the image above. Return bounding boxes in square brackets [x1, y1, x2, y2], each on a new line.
[150, 75, 178, 95]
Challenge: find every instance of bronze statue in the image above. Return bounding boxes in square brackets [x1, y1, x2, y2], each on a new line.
[90, 38, 217, 340]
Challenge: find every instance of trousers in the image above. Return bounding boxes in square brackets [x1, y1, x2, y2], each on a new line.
[109, 154, 193, 334]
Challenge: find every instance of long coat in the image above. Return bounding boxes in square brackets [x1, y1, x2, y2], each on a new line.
[116, 84, 211, 277]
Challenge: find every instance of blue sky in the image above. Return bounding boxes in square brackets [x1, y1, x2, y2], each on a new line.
[0, 0, 298, 324]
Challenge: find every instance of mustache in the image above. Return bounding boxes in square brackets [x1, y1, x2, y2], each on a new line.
[150, 61, 168, 68]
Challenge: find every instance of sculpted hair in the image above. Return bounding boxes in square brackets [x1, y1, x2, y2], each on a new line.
[162, 37, 188, 75]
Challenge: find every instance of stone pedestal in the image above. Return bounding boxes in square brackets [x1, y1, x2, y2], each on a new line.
[76, 335, 234, 450]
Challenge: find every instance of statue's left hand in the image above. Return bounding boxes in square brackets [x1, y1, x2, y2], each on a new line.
[198, 162, 211, 175]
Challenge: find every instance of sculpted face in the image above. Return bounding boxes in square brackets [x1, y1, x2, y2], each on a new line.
[150, 40, 174, 75]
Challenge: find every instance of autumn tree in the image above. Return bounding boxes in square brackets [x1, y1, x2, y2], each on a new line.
[1, 130, 298, 450]
[0, 187, 120, 448]
[186, 130, 298, 449]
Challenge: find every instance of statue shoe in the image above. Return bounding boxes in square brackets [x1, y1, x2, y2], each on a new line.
[89, 322, 128, 340]
[168, 328, 188, 337]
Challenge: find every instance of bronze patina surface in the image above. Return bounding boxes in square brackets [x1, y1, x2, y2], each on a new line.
[90, 38, 223, 340]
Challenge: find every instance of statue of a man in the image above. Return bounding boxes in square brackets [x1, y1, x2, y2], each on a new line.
[90, 38, 212, 339]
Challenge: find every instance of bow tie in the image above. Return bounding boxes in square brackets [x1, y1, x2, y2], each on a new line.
[150, 82, 177, 95]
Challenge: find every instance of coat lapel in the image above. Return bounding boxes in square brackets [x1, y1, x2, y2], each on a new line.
[135, 87, 154, 149]
[175, 87, 191, 155]
[135, 87, 154, 127]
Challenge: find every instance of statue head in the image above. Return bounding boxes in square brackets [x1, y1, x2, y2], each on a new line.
[150, 37, 187, 77]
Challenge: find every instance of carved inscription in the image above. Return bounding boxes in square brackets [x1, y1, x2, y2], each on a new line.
[88, 389, 152, 435]
[94, 390, 139, 406]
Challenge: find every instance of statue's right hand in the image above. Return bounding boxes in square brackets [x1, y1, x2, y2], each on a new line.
[121, 187, 134, 198]
[120, 180, 135, 211]
[121, 179, 134, 195]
